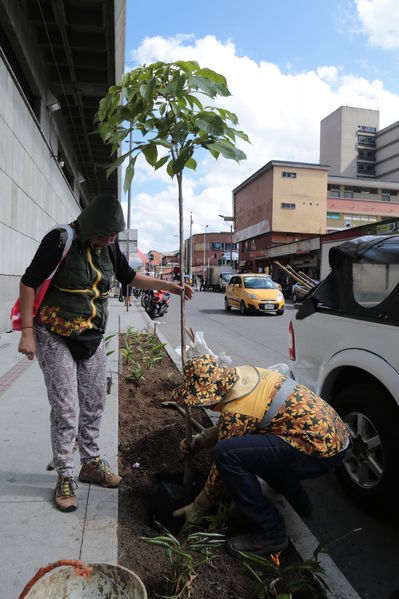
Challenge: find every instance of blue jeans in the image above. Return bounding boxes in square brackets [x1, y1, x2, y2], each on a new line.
[213, 434, 346, 538]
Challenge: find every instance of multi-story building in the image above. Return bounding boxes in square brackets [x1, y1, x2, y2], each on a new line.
[0, 0, 126, 331]
[233, 160, 329, 274]
[320, 106, 399, 232]
[184, 231, 238, 277]
[320, 106, 379, 178]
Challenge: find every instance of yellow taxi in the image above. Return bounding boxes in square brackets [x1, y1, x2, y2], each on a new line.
[225, 273, 285, 315]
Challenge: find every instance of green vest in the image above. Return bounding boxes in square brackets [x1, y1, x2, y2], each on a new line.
[37, 239, 116, 337]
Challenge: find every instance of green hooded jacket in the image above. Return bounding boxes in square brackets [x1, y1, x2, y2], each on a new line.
[37, 195, 126, 337]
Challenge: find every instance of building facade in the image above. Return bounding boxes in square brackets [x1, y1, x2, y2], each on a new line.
[320, 106, 379, 178]
[0, 0, 126, 331]
[184, 231, 238, 277]
[233, 160, 329, 274]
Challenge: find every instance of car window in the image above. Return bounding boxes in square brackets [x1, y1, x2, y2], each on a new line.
[353, 262, 399, 307]
[222, 273, 232, 282]
[228, 276, 238, 286]
[243, 276, 276, 289]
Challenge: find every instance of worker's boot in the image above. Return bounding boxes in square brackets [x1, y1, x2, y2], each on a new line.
[55, 475, 78, 512]
[227, 530, 288, 557]
[79, 457, 121, 488]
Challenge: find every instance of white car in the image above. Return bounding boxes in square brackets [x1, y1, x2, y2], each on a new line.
[289, 235, 399, 508]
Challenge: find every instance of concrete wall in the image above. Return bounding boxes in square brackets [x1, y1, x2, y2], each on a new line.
[234, 168, 274, 237]
[272, 166, 327, 234]
[320, 106, 379, 177]
[376, 121, 399, 181]
[320, 108, 342, 176]
[0, 56, 80, 332]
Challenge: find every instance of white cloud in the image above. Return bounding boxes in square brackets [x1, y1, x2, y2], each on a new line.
[356, 0, 399, 49]
[125, 34, 399, 253]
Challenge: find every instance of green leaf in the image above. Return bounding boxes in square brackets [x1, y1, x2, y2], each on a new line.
[195, 112, 225, 136]
[105, 150, 131, 178]
[206, 140, 247, 162]
[139, 79, 156, 103]
[166, 74, 186, 96]
[197, 67, 227, 85]
[175, 60, 200, 73]
[187, 94, 203, 111]
[123, 156, 137, 193]
[166, 160, 175, 178]
[142, 143, 158, 166]
[185, 157, 197, 170]
[188, 76, 219, 98]
[154, 155, 169, 170]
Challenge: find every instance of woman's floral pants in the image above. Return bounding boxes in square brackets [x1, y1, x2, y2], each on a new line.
[34, 326, 107, 478]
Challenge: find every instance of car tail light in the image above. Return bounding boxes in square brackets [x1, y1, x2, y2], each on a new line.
[288, 320, 296, 361]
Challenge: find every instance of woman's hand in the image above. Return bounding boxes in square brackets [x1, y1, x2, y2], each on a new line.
[18, 329, 36, 360]
[167, 282, 193, 300]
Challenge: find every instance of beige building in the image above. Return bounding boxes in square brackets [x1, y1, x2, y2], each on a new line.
[233, 160, 329, 274]
[376, 120, 399, 181]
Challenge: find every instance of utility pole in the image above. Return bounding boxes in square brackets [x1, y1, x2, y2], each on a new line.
[203, 224, 208, 280]
[219, 214, 234, 266]
[189, 212, 193, 285]
[127, 130, 132, 230]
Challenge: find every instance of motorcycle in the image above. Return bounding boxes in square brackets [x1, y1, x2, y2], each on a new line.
[146, 289, 171, 319]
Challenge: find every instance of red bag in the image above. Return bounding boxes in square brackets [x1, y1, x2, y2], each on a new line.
[10, 224, 75, 331]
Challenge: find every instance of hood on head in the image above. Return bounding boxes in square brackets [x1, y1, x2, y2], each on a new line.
[76, 194, 126, 242]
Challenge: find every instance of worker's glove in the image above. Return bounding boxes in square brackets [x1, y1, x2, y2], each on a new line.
[179, 426, 218, 456]
[172, 489, 213, 531]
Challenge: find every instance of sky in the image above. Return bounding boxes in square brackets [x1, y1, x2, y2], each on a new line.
[122, 0, 399, 253]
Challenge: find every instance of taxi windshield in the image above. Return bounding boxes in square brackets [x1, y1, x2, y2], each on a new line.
[243, 277, 276, 289]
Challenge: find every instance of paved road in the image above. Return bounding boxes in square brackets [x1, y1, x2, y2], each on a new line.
[154, 290, 399, 599]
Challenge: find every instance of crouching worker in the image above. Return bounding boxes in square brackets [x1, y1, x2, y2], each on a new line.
[173, 355, 349, 557]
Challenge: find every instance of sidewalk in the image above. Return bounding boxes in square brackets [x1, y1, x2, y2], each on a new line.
[0, 298, 146, 597]
[0, 298, 361, 598]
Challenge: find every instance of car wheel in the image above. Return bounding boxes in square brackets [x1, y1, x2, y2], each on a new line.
[292, 293, 297, 303]
[239, 301, 247, 315]
[276, 308, 284, 315]
[333, 384, 398, 509]
[224, 297, 231, 311]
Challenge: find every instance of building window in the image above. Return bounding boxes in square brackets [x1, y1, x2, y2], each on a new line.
[358, 125, 377, 133]
[281, 202, 296, 209]
[328, 186, 340, 197]
[358, 135, 376, 145]
[357, 162, 375, 175]
[327, 212, 340, 220]
[358, 149, 376, 159]
[282, 171, 297, 179]
[212, 242, 223, 250]
[382, 193, 390, 202]
[344, 191, 353, 199]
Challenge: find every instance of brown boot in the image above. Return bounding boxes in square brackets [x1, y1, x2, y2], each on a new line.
[55, 475, 78, 512]
[79, 457, 121, 488]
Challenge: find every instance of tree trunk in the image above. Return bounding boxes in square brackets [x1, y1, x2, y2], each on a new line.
[177, 173, 193, 487]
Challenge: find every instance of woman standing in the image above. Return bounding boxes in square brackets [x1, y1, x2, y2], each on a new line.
[18, 195, 192, 512]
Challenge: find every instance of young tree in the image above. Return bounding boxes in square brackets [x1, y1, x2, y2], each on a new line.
[95, 60, 248, 483]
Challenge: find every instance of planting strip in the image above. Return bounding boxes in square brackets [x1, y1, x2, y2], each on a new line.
[135, 302, 361, 599]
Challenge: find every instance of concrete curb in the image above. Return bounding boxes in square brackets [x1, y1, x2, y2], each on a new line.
[131, 300, 361, 599]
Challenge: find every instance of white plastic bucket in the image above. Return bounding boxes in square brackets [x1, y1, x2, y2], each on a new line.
[21, 562, 147, 599]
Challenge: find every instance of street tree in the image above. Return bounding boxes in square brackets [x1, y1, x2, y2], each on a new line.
[94, 60, 248, 483]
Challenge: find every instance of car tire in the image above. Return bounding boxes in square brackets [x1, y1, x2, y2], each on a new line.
[276, 308, 284, 315]
[333, 384, 398, 509]
[239, 301, 247, 315]
[224, 298, 231, 311]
